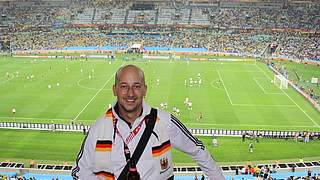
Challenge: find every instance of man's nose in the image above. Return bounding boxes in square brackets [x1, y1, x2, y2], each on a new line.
[127, 86, 134, 95]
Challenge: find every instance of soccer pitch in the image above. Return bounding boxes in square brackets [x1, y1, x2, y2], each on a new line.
[1, 55, 320, 164]
[1, 56, 319, 131]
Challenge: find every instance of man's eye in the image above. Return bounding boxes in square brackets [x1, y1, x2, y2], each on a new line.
[134, 85, 141, 89]
[120, 85, 128, 89]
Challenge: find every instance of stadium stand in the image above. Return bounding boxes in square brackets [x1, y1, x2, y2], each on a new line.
[3, 27, 318, 62]
[157, 8, 175, 25]
[1, 1, 319, 29]
[74, 7, 95, 24]
[190, 8, 210, 25]
[126, 10, 157, 24]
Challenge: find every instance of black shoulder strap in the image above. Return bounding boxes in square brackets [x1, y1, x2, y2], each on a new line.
[117, 108, 157, 180]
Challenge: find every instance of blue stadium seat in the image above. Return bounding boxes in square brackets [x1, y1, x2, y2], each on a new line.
[23, 173, 73, 180]
[0, 171, 17, 177]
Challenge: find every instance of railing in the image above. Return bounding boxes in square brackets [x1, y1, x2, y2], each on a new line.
[1, 122, 319, 139]
[0, 122, 89, 133]
[1, 122, 320, 177]
[1, 160, 320, 177]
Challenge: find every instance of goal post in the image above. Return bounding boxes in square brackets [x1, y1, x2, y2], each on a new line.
[274, 74, 289, 89]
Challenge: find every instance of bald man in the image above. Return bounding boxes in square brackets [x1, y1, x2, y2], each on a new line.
[72, 65, 225, 180]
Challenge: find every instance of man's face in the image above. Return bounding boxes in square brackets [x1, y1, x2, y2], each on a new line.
[113, 67, 147, 114]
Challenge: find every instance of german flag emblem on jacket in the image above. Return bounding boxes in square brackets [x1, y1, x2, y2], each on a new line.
[95, 140, 112, 152]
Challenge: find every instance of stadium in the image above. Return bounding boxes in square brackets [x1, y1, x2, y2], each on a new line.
[0, 0, 319, 179]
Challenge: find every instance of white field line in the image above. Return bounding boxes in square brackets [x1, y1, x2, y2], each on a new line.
[253, 77, 268, 94]
[213, 69, 261, 73]
[232, 103, 296, 107]
[0, 73, 15, 84]
[253, 77, 283, 95]
[215, 62, 257, 66]
[185, 122, 318, 128]
[210, 79, 224, 91]
[217, 70, 233, 105]
[255, 64, 320, 127]
[77, 78, 112, 91]
[72, 63, 122, 121]
[0, 116, 92, 122]
[0, 116, 71, 121]
[133, 60, 171, 64]
[217, 71, 293, 107]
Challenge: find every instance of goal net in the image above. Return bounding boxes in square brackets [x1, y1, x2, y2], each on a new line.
[274, 74, 289, 89]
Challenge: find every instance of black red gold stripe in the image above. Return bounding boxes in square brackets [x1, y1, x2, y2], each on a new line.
[106, 108, 113, 118]
[94, 171, 115, 180]
[96, 140, 112, 152]
[152, 140, 171, 157]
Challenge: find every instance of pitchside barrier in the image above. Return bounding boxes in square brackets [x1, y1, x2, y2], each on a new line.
[0, 122, 319, 140]
[1, 122, 320, 176]
[0, 122, 90, 133]
[1, 160, 320, 177]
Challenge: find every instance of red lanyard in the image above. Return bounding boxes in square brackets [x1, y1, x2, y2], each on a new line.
[110, 110, 147, 162]
[115, 118, 146, 145]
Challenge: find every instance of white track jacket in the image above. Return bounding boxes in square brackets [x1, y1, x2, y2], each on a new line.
[72, 102, 225, 180]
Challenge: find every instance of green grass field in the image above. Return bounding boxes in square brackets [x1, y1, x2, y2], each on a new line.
[1, 129, 320, 166]
[0, 55, 319, 165]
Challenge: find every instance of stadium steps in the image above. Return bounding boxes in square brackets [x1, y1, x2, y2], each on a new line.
[92, 8, 96, 24]
[188, 8, 192, 24]
[124, 9, 129, 24]
[155, 8, 159, 24]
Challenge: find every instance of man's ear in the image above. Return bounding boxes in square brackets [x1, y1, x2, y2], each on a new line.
[112, 85, 116, 96]
[143, 85, 147, 97]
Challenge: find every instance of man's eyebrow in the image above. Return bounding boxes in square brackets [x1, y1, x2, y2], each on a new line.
[118, 82, 142, 85]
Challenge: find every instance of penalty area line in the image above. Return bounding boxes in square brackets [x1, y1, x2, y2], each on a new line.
[255, 64, 320, 128]
[217, 70, 233, 105]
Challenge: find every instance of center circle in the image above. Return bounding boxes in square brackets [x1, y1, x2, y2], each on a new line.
[77, 75, 112, 91]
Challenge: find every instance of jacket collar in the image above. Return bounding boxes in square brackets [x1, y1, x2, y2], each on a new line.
[111, 101, 151, 126]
